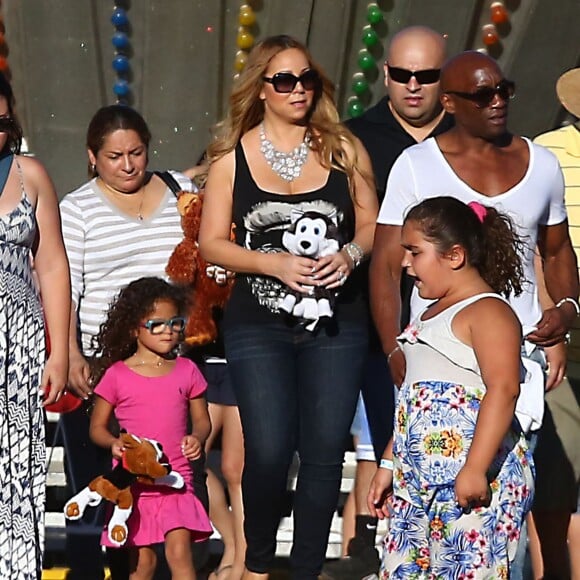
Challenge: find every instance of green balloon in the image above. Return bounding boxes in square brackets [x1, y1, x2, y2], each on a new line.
[348, 98, 364, 118]
[362, 26, 379, 48]
[366, 4, 383, 25]
[358, 49, 376, 71]
[352, 73, 369, 96]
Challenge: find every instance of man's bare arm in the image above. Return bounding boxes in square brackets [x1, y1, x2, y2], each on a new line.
[369, 223, 406, 385]
[529, 222, 579, 345]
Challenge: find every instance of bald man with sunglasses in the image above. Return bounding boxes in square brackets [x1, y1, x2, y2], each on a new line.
[370, 50, 579, 578]
[321, 26, 453, 580]
[347, 26, 453, 210]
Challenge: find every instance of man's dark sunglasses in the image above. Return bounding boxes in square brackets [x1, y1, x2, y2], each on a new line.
[446, 79, 516, 108]
[262, 69, 320, 93]
[387, 65, 441, 85]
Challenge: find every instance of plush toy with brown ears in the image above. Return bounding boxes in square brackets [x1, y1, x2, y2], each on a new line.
[166, 191, 235, 346]
[64, 432, 184, 547]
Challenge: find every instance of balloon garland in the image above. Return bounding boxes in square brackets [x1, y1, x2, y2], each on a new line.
[234, 3, 257, 77]
[480, 1, 511, 51]
[347, 3, 385, 118]
[0, 0, 10, 78]
[111, 4, 132, 103]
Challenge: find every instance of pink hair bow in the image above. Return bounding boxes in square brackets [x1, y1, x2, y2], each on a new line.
[467, 201, 487, 223]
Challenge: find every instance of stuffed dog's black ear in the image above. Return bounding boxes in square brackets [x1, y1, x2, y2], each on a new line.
[289, 208, 304, 225]
[327, 223, 338, 240]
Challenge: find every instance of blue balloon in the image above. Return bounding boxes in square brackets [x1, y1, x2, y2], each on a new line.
[113, 80, 130, 97]
[112, 32, 130, 50]
[112, 55, 130, 73]
[111, 8, 129, 27]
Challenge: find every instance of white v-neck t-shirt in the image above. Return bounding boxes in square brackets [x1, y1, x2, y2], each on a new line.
[378, 137, 566, 334]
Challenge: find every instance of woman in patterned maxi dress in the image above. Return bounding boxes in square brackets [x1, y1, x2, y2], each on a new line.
[369, 198, 536, 579]
[0, 72, 70, 579]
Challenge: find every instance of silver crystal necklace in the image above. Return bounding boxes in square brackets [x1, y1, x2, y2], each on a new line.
[260, 122, 311, 182]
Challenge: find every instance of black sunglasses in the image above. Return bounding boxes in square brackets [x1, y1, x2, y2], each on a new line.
[262, 69, 320, 93]
[141, 317, 186, 335]
[387, 65, 441, 85]
[446, 79, 515, 108]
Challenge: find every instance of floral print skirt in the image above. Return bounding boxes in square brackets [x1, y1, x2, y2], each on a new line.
[380, 380, 535, 579]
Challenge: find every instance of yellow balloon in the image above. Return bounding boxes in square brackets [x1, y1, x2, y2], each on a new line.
[239, 5, 256, 26]
[234, 50, 248, 72]
[237, 28, 254, 50]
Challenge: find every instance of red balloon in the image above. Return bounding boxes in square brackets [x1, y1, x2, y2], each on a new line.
[491, 3, 509, 25]
[43, 325, 82, 414]
[45, 388, 82, 414]
[482, 24, 499, 46]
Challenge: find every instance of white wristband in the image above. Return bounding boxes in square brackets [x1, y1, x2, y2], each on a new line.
[556, 297, 580, 316]
[379, 458, 393, 471]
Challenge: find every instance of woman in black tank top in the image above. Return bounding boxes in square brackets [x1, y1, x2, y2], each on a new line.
[199, 35, 378, 580]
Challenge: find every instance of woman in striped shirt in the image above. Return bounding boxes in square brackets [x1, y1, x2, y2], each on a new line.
[59, 104, 195, 579]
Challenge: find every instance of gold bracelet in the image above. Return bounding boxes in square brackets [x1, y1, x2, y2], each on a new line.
[387, 346, 400, 363]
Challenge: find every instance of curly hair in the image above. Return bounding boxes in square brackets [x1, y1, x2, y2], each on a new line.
[90, 277, 189, 383]
[206, 34, 372, 202]
[404, 197, 526, 297]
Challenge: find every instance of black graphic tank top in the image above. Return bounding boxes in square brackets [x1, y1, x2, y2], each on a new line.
[223, 142, 367, 328]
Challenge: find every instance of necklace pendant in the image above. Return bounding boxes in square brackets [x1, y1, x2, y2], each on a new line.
[138, 213, 144, 221]
[136, 357, 164, 367]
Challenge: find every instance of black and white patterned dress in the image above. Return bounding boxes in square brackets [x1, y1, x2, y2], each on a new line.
[0, 159, 46, 579]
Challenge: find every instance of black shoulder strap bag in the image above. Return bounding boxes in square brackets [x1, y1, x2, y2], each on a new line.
[154, 170, 183, 196]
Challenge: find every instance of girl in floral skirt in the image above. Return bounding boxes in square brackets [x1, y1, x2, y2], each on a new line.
[368, 197, 535, 579]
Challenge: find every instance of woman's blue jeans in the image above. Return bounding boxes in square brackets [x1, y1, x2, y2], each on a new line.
[224, 321, 368, 579]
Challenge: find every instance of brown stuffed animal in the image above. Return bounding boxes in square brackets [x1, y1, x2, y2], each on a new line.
[64, 432, 184, 546]
[166, 192, 234, 346]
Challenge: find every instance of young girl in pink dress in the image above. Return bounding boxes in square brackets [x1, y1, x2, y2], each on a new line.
[89, 277, 212, 579]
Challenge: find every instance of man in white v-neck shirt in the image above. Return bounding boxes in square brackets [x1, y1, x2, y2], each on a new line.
[370, 50, 579, 580]
[378, 128, 563, 337]
[371, 50, 578, 388]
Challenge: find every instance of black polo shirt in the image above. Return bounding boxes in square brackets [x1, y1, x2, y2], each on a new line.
[345, 96, 454, 203]
[345, 97, 454, 332]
